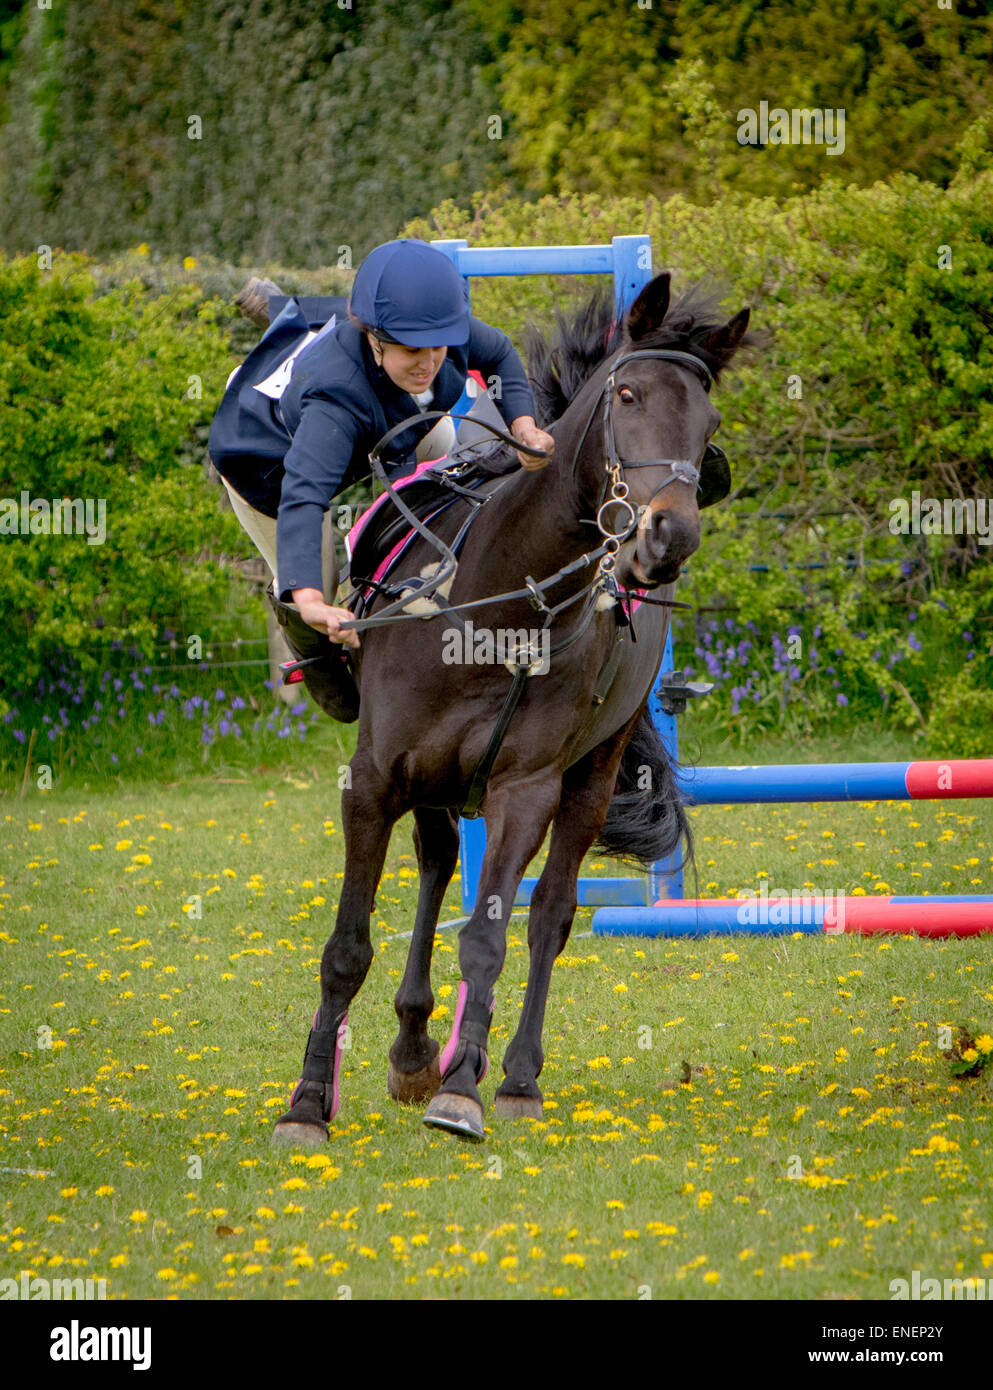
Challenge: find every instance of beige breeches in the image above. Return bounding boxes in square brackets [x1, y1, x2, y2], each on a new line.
[222, 413, 456, 603]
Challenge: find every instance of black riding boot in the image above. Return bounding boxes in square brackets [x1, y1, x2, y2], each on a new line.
[266, 583, 360, 723]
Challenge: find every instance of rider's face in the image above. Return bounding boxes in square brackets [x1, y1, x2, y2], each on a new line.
[367, 334, 447, 394]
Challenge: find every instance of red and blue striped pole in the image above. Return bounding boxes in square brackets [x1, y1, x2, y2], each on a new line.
[593, 896, 993, 938]
[676, 760, 993, 804]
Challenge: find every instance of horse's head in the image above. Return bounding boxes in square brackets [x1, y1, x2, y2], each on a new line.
[601, 273, 749, 589]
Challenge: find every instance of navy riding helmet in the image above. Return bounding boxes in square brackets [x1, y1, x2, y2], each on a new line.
[348, 239, 471, 347]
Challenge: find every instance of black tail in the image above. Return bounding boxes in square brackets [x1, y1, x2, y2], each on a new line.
[594, 710, 692, 870]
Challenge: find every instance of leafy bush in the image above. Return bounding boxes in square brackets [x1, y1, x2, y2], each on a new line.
[0, 252, 246, 701]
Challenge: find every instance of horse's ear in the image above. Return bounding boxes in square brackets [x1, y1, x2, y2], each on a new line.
[625, 272, 672, 342]
[698, 307, 750, 369]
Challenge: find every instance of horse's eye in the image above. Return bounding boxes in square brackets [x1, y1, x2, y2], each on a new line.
[618, 387, 635, 403]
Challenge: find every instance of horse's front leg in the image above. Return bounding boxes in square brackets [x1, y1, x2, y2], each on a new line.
[423, 770, 563, 1142]
[273, 754, 401, 1147]
[495, 730, 631, 1121]
[387, 805, 459, 1104]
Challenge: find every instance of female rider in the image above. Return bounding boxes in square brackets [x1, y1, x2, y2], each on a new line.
[214, 238, 554, 718]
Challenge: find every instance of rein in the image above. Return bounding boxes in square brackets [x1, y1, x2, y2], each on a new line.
[334, 352, 717, 815]
[341, 348, 717, 637]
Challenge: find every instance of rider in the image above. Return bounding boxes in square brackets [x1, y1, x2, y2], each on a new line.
[216, 238, 554, 719]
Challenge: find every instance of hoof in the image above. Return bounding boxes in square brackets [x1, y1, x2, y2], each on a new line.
[423, 1092, 485, 1142]
[493, 1094, 543, 1121]
[271, 1120, 328, 1149]
[388, 1054, 441, 1105]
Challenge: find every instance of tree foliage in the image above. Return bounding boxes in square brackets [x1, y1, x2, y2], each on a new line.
[482, 0, 993, 202]
[0, 0, 505, 263]
[3, 3, 993, 260]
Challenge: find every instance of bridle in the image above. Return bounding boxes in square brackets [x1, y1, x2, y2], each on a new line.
[573, 346, 729, 582]
[339, 344, 727, 634]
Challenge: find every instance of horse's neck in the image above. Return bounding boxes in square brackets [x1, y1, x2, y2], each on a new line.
[474, 436, 599, 572]
[459, 383, 608, 606]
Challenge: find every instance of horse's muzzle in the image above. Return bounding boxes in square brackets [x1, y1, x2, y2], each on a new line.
[626, 503, 701, 587]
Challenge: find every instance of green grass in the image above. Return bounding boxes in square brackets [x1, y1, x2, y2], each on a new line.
[1, 753, 991, 1300]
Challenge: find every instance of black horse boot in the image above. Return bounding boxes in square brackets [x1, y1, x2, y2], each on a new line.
[266, 583, 360, 723]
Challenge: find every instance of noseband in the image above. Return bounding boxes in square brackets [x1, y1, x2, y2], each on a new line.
[571, 347, 729, 573]
[596, 347, 727, 498]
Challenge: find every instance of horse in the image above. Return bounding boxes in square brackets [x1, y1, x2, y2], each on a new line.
[272, 270, 750, 1144]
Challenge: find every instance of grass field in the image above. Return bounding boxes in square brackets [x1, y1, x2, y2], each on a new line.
[2, 733, 992, 1300]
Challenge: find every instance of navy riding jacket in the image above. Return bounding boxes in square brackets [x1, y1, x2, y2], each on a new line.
[275, 319, 535, 601]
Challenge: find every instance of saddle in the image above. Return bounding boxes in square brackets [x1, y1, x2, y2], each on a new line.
[344, 392, 519, 610]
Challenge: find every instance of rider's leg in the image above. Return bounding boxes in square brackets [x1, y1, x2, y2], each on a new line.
[220, 478, 336, 599]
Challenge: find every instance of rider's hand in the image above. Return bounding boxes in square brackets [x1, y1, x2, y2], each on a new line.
[292, 589, 361, 650]
[511, 416, 555, 471]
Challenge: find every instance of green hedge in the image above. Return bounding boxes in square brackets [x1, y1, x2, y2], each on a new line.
[0, 251, 245, 696]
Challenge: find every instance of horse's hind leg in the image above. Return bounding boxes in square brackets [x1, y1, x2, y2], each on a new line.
[387, 806, 459, 1104]
[495, 733, 630, 1121]
[273, 756, 400, 1147]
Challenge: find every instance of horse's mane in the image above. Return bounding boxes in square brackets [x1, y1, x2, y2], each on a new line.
[524, 282, 733, 428]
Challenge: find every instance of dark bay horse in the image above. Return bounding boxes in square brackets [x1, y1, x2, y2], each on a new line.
[273, 271, 749, 1144]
